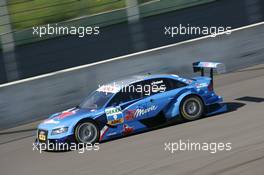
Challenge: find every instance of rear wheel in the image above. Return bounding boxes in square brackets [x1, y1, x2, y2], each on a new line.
[74, 121, 99, 144]
[180, 96, 204, 121]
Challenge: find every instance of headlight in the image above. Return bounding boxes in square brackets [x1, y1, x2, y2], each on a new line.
[51, 127, 68, 135]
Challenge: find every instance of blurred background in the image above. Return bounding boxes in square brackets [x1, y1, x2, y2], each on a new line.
[0, 0, 264, 84]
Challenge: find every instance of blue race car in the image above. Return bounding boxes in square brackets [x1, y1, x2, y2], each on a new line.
[36, 62, 227, 145]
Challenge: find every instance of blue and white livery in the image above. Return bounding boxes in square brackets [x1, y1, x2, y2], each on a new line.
[36, 62, 227, 145]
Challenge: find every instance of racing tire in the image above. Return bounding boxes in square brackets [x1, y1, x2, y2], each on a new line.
[180, 96, 204, 121]
[74, 121, 100, 144]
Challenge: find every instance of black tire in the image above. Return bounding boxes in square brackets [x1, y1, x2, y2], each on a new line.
[180, 95, 204, 121]
[74, 121, 99, 144]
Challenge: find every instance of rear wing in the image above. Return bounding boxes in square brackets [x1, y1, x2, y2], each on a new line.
[192, 62, 226, 89]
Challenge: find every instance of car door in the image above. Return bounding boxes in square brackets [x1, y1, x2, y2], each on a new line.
[141, 78, 172, 118]
[105, 82, 146, 125]
[119, 81, 149, 121]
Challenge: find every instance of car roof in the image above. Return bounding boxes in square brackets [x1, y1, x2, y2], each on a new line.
[97, 74, 181, 93]
[109, 74, 180, 86]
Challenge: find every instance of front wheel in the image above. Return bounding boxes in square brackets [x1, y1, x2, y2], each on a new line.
[180, 96, 204, 121]
[74, 121, 99, 144]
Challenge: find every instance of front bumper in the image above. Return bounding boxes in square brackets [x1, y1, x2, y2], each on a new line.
[34, 134, 75, 151]
[36, 129, 75, 145]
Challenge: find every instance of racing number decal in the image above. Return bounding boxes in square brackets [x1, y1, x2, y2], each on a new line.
[105, 107, 124, 125]
[38, 131, 46, 141]
[39, 134, 46, 141]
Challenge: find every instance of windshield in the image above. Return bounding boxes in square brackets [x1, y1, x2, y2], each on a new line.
[79, 91, 114, 109]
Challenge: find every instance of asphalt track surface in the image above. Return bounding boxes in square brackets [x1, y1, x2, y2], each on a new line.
[0, 64, 264, 175]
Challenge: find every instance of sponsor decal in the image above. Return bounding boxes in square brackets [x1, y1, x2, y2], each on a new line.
[54, 111, 76, 120]
[151, 80, 163, 85]
[105, 107, 122, 116]
[107, 132, 117, 137]
[100, 125, 109, 141]
[125, 110, 136, 121]
[195, 83, 208, 88]
[201, 62, 218, 68]
[134, 105, 157, 118]
[123, 124, 134, 135]
[125, 105, 158, 121]
[108, 117, 124, 125]
[43, 108, 77, 124]
[105, 107, 124, 125]
[43, 119, 59, 124]
[178, 77, 192, 84]
[97, 84, 120, 93]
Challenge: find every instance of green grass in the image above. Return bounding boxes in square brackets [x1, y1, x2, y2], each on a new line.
[139, 0, 216, 18]
[8, 0, 157, 30]
[6, 0, 216, 47]
[8, 0, 127, 30]
[8, 0, 213, 31]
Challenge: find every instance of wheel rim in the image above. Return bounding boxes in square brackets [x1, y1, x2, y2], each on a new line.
[184, 99, 201, 118]
[77, 123, 97, 143]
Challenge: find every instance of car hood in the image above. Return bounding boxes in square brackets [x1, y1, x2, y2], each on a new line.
[38, 107, 104, 129]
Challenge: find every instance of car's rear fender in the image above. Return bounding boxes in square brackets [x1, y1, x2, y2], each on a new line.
[163, 90, 204, 119]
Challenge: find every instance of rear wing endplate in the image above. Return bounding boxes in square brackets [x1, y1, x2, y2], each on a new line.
[192, 61, 226, 88]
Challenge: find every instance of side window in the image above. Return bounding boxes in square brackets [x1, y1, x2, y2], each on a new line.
[108, 78, 187, 106]
[125, 82, 143, 100]
[165, 78, 187, 90]
[141, 79, 168, 97]
[107, 82, 143, 106]
[140, 78, 187, 96]
[108, 91, 129, 106]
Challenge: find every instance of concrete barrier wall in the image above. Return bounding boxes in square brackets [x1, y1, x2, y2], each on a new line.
[0, 23, 264, 130]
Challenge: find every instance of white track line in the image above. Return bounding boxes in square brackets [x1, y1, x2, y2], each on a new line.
[0, 21, 264, 88]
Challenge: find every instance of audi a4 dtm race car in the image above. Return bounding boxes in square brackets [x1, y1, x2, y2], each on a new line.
[36, 62, 227, 145]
